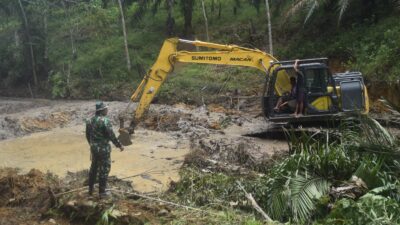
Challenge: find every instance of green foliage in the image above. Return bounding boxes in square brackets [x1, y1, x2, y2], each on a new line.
[49, 71, 68, 98]
[290, 175, 330, 222]
[317, 193, 400, 224]
[347, 18, 400, 80]
[170, 207, 264, 225]
[261, 173, 330, 223]
[1, 0, 399, 98]
[249, 116, 400, 223]
[158, 65, 264, 104]
[172, 167, 249, 206]
[97, 205, 115, 225]
[280, 15, 400, 81]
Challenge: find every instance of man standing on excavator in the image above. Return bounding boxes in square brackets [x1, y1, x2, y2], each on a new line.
[86, 101, 124, 198]
[293, 59, 306, 117]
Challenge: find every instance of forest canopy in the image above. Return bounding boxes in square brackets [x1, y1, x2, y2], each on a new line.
[0, 0, 399, 99]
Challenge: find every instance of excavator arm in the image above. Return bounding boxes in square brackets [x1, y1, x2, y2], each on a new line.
[120, 38, 286, 139]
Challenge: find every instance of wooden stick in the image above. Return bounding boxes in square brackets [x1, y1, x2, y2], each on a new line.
[236, 181, 273, 222]
[110, 188, 206, 212]
[54, 186, 88, 197]
[28, 83, 34, 99]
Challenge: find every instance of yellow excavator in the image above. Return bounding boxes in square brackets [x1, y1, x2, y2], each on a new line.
[118, 38, 369, 145]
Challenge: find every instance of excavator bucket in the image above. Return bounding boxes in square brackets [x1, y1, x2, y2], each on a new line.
[118, 117, 133, 146]
[118, 129, 132, 146]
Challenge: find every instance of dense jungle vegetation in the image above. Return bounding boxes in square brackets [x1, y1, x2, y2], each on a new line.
[0, 0, 399, 102]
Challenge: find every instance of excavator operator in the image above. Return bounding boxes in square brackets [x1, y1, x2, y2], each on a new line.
[274, 77, 297, 112]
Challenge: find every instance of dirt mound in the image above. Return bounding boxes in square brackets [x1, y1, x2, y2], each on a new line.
[1, 111, 74, 140]
[20, 111, 72, 132]
[189, 135, 288, 173]
[60, 197, 173, 224]
[0, 168, 173, 224]
[142, 111, 191, 131]
[0, 169, 59, 210]
[190, 137, 261, 167]
[207, 103, 241, 115]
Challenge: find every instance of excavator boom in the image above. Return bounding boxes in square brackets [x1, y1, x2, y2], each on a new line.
[124, 38, 282, 134]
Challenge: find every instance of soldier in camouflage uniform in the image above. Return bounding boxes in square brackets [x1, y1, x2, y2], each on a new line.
[86, 101, 124, 197]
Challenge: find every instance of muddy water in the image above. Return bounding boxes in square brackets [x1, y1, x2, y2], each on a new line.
[0, 126, 189, 193]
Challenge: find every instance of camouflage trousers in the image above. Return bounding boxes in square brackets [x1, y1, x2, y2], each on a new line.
[88, 143, 111, 194]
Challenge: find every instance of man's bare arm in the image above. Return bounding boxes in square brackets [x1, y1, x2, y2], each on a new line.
[294, 59, 300, 72]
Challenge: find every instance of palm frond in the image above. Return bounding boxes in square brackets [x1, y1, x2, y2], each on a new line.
[354, 156, 384, 189]
[338, 0, 350, 22]
[370, 182, 400, 201]
[289, 175, 330, 222]
[268, 177, 290, 220]
[267, 173, 330, 222]
[285, 0, 313, 18]
[378, 98, 400, 126]
[304, 0, 319, 24]
[360, 116, 394, 146]
[285, 0, 329, 24]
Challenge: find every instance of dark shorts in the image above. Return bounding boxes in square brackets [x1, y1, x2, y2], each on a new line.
[296, 90, 305, 103]
[282, 95, 292, 102]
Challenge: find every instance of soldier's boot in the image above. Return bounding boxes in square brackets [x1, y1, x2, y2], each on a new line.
[88, 174, 95, 196]
[99, 181, 111, 199]
[88, 185, 94, 196]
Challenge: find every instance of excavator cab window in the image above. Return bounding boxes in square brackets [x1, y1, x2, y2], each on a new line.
[304, 67, 330, 94]
[301, 65, 337, 114]
[264, 67, 297, 117]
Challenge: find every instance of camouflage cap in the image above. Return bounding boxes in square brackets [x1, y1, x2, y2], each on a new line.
[95, 101, 108, 112]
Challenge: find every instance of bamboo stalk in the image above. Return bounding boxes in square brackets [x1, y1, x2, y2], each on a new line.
[201, 0, 210, 41]
[265, 0, 273, 55]
[117, 0, 132, 72]
[18, 0, 38, 86]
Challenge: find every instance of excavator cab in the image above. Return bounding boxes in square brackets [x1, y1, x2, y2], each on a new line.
[262, 58, 368, 123]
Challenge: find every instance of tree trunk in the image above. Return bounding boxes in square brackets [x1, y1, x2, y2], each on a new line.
[181, 0, 194, 37]
[265, 0, 273, 55]
[61, 1, 76, 59]
[117, 0, 132, 72]
[201, 0, 210, 41]
[102, 0, 109, 8]
[18, 0, 38, 87]
[166, 0, 175, 36]
[218, 0, 222, 19]
[43, 6, 50, 80]
[43, 10, 48, 60]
